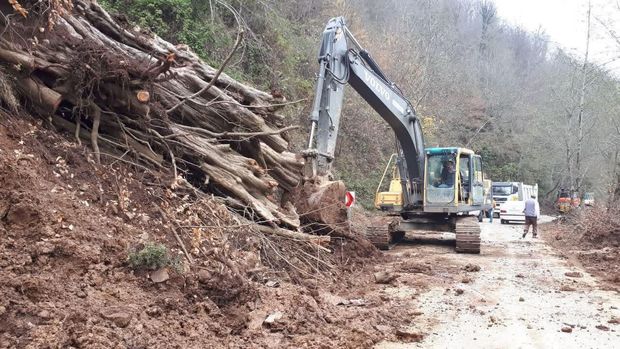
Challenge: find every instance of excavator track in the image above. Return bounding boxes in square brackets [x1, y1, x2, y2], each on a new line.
[455, 216, 481, 254]
[366, 226, 405, 250]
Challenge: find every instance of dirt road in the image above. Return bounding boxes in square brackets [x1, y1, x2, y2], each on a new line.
[374, 216, 620, 348]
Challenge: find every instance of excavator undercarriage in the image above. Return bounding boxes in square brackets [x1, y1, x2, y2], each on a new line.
[366, 215, 481, 253]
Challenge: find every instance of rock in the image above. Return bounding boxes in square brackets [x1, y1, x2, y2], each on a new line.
[374, 271, 398, 284]
[102, 308, 133, 328]
[608, 317, 620, 324]
[37, 310, 52, 320]
[265, 280, 280, 288]
[560, 285, 576, 291]
[146, 306, 162, 317]
[0, 305, 6, 316]
[561, 326, 572, 333]
[519, 297, 525, 302]
[464, 263, 481, 272]
[263, 311, 285, 331]
[516, 273, 525, 278]
[34, 241, 56, 255]
[455, 288, 464, 295]
[595, 324, 610, 331]
[374, 324, 391, 335]
[395, 327, 424, 342]
[461, 277, 472, 284]
[564, 271, 583, 278]
[247, 310, 267, 331]
[197, 270, 210, 284]
[150, 268, 169, 283]
[263, 311, 283, 325]
[337, 298, 366, 306]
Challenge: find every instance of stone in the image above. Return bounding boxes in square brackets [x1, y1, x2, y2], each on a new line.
[264, 311, 283, 325]
[374, 271, 398, 284]
[146, 306, 162, 317]
[561, 326, 572, 333]
[265, 280, 280, 288]
[564, 271, 583, 278]
[395, 327, 424, 342]
[102, 307, 133, 328]
[464, 263, 481, 272]
[197, 270, 211, 284]
[150, 268, 169, 283]
[37, 310, 52, 320]
[374, 324, 391, 335]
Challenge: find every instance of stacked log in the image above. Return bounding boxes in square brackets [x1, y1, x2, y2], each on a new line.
[0, 0, 326, 239]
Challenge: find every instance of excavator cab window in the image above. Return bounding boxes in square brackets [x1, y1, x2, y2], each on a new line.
[426, 154, 456, 203]
[459, 155, 471, 202]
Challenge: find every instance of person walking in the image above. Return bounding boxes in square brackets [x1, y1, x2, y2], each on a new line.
[522, 195, 540, 238]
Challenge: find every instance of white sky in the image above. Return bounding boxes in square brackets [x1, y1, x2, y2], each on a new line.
[493, 0, 620, 72]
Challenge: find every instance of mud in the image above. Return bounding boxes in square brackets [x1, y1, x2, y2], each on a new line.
[375, 218, 620, 348]
[0, 116, 420, 348]
[544, 208, 620, 288]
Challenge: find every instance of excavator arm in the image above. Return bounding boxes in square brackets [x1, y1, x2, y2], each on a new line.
[304, 17, 426, 208]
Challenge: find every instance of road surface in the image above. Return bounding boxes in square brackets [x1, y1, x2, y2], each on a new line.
[375, 216, 620, 349]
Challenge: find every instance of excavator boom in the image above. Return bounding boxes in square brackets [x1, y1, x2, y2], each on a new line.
[305, 17, 425, 209]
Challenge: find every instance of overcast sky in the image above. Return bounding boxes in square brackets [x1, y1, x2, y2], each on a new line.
[493, 0, 620, 72]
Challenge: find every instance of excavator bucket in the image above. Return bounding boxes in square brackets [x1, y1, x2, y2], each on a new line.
[294, 178, 348, 234]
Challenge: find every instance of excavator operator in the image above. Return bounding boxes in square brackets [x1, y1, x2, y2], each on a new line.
[439, 159, 456, 187]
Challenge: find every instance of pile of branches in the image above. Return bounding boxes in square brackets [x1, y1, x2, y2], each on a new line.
[0, 0, 333, 243]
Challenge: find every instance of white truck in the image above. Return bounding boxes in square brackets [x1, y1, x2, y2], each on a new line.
[492, 182, 538, 218]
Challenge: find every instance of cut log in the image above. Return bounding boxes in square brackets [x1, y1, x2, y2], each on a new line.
[15, 78, 62, 115]
[0, 0, 343, 243]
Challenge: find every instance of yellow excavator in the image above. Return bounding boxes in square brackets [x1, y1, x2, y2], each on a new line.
[301, 17, 491, 253]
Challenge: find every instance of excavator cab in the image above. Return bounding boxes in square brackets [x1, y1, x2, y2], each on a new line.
[424, 147, 485, 212]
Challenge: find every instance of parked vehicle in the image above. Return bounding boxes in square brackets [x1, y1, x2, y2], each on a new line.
[583, 192, 595, 206]
[556, 188, 580, 213]
[500, 200, 526, 224]
[492, 182, 538, 217]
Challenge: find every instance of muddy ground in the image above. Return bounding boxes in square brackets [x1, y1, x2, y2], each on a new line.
[0, 116, 436, 348]
[375, 218, 620, 348]
[543, 209, 620, 287]
[1, 116, 619, 348]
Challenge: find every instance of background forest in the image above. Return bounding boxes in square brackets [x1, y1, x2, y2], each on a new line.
[100, 0, 620, 207]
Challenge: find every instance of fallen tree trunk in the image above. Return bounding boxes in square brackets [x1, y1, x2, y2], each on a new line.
[0, 0, 320, 238]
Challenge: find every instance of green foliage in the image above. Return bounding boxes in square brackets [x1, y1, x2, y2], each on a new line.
[478, 146, 520, 182]
[99, 0, 316, 95]
[128, 243, 175, 270]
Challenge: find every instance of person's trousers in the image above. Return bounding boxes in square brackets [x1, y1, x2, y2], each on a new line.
[524, 216, 538, 236]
